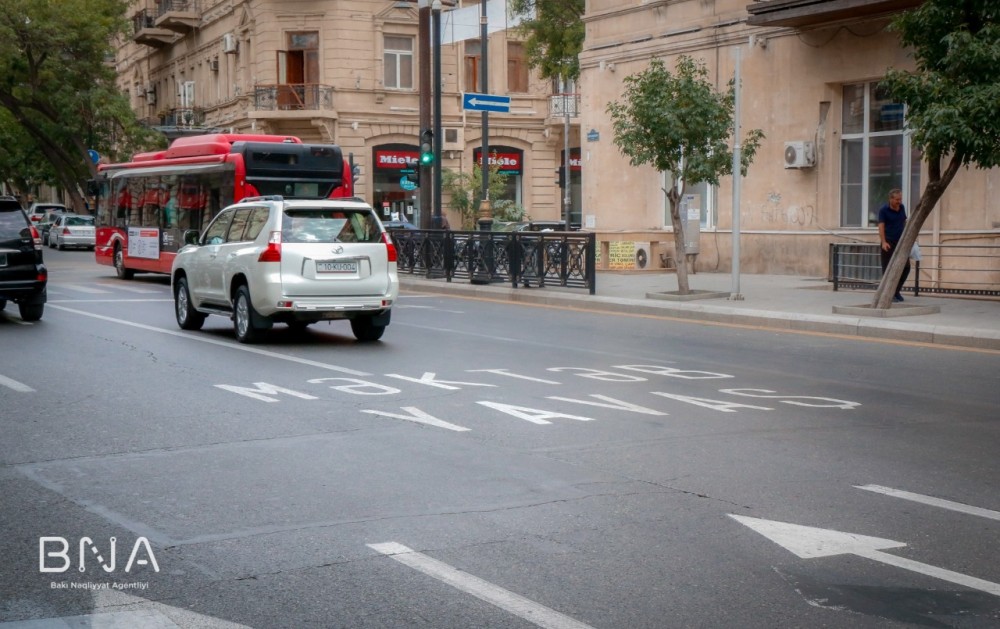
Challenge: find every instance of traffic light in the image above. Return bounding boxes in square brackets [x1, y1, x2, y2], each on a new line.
[555, 168, 566, 189]
[419, 128, 434, 166]
[411, 167, 420, 188]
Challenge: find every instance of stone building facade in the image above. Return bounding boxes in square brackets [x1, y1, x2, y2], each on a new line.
[119, 0, 581, 229]
[119, 0, 998, 280]
[578, 0, 999, 279]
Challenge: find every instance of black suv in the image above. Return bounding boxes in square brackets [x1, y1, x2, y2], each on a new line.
[0, 196, 46, 321]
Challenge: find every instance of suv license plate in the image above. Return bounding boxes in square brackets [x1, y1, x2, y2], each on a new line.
[317, 261, 357, 273]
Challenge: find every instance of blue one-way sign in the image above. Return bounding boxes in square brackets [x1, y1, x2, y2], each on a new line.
[462, 92, 511, 113]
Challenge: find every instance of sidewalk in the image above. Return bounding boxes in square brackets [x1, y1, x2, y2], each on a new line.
[398, 271, 1000, 350]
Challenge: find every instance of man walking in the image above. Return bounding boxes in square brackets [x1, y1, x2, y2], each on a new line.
[878, 188, 910, 303]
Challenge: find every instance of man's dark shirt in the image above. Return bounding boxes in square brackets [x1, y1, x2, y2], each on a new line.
[878, 202, 907, 243]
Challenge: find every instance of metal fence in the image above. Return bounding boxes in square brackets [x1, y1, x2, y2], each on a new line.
[389, 229, 597, 295]
[830, 242, 1000, 298]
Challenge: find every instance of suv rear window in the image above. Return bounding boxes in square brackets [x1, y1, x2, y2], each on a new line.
[0, 206, 30, 240]
[281, 209, 380, 244]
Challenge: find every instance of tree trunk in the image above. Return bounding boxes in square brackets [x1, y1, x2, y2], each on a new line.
[871, 154, 961, 309]
[667, 187, 690, 294]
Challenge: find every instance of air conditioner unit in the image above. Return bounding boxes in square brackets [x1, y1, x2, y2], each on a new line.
[634, 242, 652, 270]
[442, 127, 463, 151]
[208, 58, 219, 72]
[222, 33, 238, 54]
[145, 86, 156, 106]
[784, 141, 815, 169]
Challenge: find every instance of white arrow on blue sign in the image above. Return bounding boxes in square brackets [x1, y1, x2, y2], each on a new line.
[462, 92, 511, 113]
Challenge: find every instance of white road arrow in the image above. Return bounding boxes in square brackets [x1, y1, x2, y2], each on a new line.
[729, 514, 1000, 597]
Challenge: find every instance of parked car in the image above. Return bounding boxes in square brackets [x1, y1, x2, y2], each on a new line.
[382, 219, 419, 230]
[0, 197, 46, 321]
[26, 202, 67, 225]
[171, 196, 399, 343]
[48, 214, 96, 250]
[37, 208, 68, 243]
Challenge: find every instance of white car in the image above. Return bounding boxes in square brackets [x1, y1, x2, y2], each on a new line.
[48, 214, 95, 250]
[171, 196, 399, 343]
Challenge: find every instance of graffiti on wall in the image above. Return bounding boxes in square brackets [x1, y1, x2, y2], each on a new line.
[750, 192, 818, 227]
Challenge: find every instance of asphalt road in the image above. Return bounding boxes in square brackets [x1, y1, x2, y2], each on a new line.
[1, 248, 998, 628]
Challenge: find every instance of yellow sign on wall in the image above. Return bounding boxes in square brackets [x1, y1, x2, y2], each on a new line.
[608, 241, 635, 270]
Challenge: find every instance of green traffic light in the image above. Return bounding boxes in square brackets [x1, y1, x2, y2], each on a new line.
[420, 150, 434, 166]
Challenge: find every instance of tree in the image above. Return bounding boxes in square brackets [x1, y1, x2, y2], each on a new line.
[508, 0, 585, 82]
[0, 0, 157, 210]
[607, 56, 763, 294]
[873, 0, 1000, 309]
[442, 162, 526, 230]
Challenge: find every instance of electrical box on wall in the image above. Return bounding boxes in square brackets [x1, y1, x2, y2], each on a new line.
[443, 128, 463, 151]
[784, 141, 816, 169]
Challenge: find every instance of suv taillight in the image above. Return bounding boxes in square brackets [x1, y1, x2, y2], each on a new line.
[381, 232, 397, 262]
[258, 231, 282, 262]
[29, 225, 42, 250]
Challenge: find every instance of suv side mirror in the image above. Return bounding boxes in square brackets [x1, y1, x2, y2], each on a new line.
[183, 230, 200, 245]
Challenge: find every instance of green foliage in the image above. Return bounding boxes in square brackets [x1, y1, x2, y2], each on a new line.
[607, 55, 763, 293]
[881, 0, 1000, 169]
[606, 57, 764, 196]
[871, 0, 999, 309]
[442, 162, 525, 230]
[508, 0, 584, 81]
[0, 0, 155, 207]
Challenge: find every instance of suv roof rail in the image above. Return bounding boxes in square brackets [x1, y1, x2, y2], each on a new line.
[238, 195, 284, 203]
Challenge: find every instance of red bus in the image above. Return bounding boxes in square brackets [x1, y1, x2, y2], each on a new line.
[94, 134, 354, 278]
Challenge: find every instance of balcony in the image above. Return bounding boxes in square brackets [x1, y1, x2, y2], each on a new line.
[155, 0, 200, 33]
[132, 9, 174, 47]
[253, 84, 335, 111]
[746, 0, 924, 28]
[549, 94, 580, 119]
[160, 107, 206, 128]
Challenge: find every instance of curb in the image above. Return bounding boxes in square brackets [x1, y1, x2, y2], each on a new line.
[398, 277, 1000, 351]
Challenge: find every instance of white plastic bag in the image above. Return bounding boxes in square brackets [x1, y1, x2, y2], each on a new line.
[910, 242, 922, 261]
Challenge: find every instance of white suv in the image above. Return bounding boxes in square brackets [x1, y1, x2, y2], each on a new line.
[171, 196, 399, 343]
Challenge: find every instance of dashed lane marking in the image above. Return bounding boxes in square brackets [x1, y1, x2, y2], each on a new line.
[857, 484, 1000, 521]
[0, 374, 34, 392]
[368, 542, 595, 629]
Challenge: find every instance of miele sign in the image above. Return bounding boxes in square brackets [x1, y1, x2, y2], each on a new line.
[375, 150, 418, 170]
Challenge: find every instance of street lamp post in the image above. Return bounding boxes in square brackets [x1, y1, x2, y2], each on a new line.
[432, 0, 443, 229]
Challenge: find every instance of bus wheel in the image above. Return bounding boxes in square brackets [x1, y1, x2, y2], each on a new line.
[114, 245, 134, 280]
[174, 277, 205, 331]
[233, 285, 265, 344]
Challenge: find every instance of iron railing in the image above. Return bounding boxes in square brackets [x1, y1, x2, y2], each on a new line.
[830, 242, 1000, 298]
[157, 0, 198, 16]
[253, 84, 334, 111]
[390, 229, 597, 295]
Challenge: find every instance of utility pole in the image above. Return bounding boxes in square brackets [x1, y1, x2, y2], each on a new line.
[562, 77, 571, 228]
[477, 0, 492, 232]
[432, 0, 443, 228]
[730, 46, 744, 301]
[418, 0, 432, 228]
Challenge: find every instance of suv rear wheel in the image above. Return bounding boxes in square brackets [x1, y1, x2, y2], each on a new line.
[350, 315, 386, 342]
[233, 285, 266, 343]
[18, 302, 43, 322]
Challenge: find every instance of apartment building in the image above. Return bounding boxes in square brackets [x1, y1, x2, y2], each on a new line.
[579, 0, 999, 277]
[119, 0, 582, 228]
